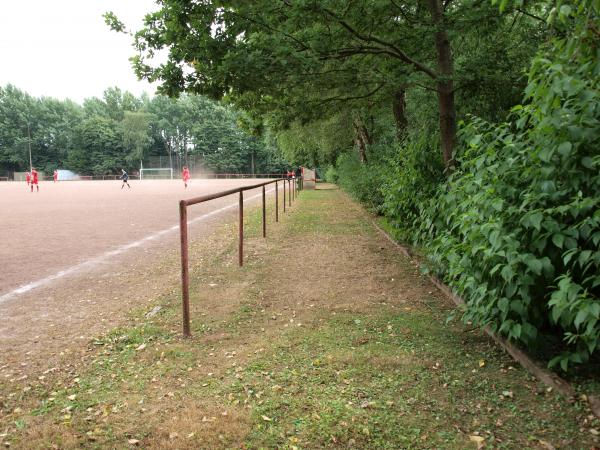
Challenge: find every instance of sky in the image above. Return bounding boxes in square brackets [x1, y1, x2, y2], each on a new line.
[0, 0, 160, 104]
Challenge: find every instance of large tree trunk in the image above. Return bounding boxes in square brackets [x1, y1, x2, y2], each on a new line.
[392, 89, 408, 142]
[427, 0, 456, 170]
[353, 115, 371, 164]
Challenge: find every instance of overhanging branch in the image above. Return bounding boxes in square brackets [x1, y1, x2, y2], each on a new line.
[320, 7, 437, 79]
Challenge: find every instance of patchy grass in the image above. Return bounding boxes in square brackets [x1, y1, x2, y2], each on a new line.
[376, 213, 600, 401]
[0, 189, 598, 449]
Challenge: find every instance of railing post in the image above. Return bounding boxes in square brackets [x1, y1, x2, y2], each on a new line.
[288, 179, 292, 207]
[179, 200, 191, 338]
[275, 181, 279, 222]
[239, 190, 244, 267]
[283, 178, 286, 212]
[262, 185, 266, 238]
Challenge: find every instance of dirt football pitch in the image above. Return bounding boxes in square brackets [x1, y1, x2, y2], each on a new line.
[0, 178, 277, 369]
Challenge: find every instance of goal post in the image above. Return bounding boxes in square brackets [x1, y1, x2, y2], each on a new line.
[139, 167, 174, 180]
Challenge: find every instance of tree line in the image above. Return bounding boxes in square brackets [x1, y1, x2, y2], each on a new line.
[108, 0, 599, 369]
[0, 85, 289, 177]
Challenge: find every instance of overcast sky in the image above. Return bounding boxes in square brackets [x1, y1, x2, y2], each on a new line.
[0, 0, 160, 104]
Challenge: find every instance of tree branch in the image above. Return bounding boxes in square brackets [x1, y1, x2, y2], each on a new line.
[316, 83, 386, 106]
[320, 7, 437, 79]
[515, 8, 547, 23]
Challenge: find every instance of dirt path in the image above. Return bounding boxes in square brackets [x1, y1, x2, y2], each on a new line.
[0, 188, 597, 449]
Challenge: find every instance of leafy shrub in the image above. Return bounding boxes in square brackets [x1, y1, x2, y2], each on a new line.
[324, 165, 338, 184]
[336, 152, 389, 213]
[381, 136, 445, 242]
[420, 0, 600, 369]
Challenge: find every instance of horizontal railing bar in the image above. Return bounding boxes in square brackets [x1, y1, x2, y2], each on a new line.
[183, 179, 282, 207]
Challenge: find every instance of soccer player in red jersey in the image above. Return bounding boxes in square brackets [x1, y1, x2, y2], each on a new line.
[182, 166, 191, 188]
[30, 168, 39, 192]
[25, 171, 31, 186]
[53, 169, 58, 183]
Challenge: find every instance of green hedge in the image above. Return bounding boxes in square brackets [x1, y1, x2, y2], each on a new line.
[335, 0, 599, 370]
[381, 136, 444, 243]
[420, 1, 599, 369]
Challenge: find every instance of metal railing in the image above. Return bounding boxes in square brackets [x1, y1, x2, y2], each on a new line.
[179, 177, 301, 337]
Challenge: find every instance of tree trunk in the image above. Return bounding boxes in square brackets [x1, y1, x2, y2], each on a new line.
[183, 135, 189, 166]
[352, 115, 371, 164]
[167, 139, 174, 170]
[392, 89, 408, 142]
[427, 0, 456, 170]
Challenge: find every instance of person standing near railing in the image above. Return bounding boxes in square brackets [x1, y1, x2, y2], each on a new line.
[182, 166, 191, 188]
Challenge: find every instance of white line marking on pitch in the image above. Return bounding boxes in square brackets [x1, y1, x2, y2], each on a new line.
[0, 189, 275, 305]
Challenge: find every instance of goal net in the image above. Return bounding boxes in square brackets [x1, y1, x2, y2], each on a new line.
[139, 168, 174, 180]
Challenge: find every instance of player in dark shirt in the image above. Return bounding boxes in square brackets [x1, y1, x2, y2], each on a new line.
[120, 169, 131, 189]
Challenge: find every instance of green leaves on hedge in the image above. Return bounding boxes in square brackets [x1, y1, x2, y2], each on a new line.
[417, 0, 600, 370]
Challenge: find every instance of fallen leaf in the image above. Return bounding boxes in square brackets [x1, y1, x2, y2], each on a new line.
[469, 435, 485, 448]
[537, 439, 556, 450]
[128, 439, 140, 446]
[479, 360, 485, 368]
[261, 415, 272, 422]
[136, 344, 146, 351]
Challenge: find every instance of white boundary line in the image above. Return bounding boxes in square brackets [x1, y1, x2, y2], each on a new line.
[0, 188, 275, 305]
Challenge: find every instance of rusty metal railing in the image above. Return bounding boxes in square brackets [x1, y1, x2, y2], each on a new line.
[179, 176, 302, 337]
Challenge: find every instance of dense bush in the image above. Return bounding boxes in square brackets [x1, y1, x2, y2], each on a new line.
[324, 165, 339, 184]
[420, 2, 600, 369]
[336, 152, 389, 213]
[381, 136, 445, 242]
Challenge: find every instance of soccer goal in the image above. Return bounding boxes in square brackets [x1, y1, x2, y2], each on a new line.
[139, 167, 174, 180]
